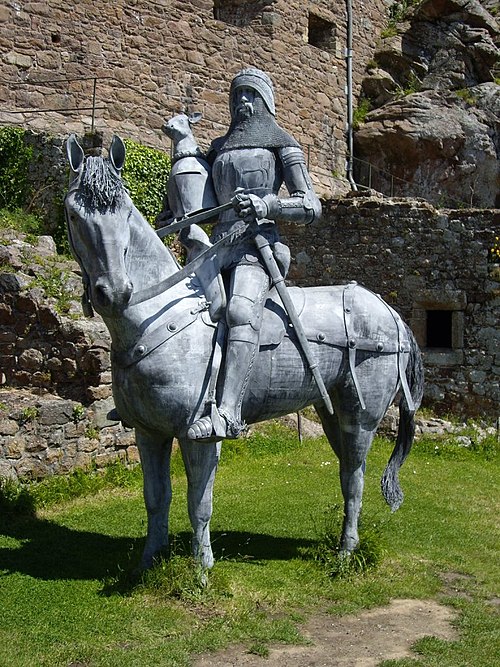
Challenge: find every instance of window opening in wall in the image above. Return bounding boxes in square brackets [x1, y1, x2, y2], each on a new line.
[308, 12, 336, 52]
[426, 310, 453, 349]
[213, 0, 274, 26]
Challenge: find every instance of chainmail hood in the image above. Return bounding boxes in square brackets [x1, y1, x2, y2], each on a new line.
[209, 96, 300, 155]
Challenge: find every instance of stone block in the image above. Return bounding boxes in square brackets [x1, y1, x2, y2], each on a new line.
[86, 385, 112, 401]
[19, 348, 44, 370]
[4, 437, 25, 459]
[0, 418, 19, 435]
[38, 399, 74, 425]
[64, 421, 86, 438]
[4, 51, 32, 69]
[25, 436, 47, 453]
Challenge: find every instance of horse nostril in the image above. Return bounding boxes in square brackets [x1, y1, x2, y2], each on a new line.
[93, 282, 110, 305]
[124, 280, 133, 302]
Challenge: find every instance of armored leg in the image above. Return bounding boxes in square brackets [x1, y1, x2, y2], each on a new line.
[188, 262, 269, 441]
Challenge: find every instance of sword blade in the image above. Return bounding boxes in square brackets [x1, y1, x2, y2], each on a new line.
[128, 222, 246, 306]
[156, 200, 234, 238]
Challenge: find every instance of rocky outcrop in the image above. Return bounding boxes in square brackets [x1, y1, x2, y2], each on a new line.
[355, 0, 500, 208]
[0, 229, 138, 480]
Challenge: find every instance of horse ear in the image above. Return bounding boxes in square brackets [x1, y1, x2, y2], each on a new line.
[66, 134, 84, 179]
[109, 135, 126, 174]
[188, 112, 203, 125]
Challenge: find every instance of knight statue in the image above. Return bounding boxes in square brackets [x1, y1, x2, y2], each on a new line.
[160, 67, 321, 441]
[165, 68, 322, 441]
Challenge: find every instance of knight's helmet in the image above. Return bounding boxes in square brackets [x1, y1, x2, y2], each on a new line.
[229, 67, 276, 117]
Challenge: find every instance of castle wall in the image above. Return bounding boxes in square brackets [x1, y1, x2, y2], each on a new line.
[0, 0, 391, 196]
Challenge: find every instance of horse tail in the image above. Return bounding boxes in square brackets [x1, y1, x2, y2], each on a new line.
[381, 324, 424, 511]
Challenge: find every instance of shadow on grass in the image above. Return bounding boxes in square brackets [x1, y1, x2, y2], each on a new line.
[0, 513, 316, 585]
[0, 514, 140, 581]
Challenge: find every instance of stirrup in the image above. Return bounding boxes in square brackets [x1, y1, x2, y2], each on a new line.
[218, 408, 246, 439]
[187, 406, 227, 443]
[187, 406, 245, 442]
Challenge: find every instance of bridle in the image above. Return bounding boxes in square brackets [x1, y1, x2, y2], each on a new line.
[64, 178, 134, 318]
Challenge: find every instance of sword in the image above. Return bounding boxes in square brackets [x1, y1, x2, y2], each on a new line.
[128, 221, 247, 306]
[156, 200, 235, 238]
[254, 233, 334, 415]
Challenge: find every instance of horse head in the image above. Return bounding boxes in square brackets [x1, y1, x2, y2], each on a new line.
[65, 135, 134, 317]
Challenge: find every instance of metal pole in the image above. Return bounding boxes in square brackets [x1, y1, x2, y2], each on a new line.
[345, 0, 358, 191]
[91, 78, 97, 134]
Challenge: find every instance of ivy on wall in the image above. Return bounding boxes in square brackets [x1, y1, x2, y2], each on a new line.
[0, 129, 171, 255]
[122, 139, 170, 225]
[0, 127, 33, 210]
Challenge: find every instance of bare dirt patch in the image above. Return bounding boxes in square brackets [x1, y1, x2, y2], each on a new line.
[194, 598, 457, 667]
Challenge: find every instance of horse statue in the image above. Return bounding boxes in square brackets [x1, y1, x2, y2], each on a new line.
[64, 135, 424, 572]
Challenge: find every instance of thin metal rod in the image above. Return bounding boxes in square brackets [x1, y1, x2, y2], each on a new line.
[91, 78, 97, 133]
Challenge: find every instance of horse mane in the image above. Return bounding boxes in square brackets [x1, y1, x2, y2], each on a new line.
[76, 156, 125, 212]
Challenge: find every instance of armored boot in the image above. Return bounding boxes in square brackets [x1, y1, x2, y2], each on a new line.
[187, 325, 259, 441]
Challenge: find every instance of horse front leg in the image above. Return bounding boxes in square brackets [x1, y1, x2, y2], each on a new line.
[179, 438, 221, 570]
[136, 428, 173, 570]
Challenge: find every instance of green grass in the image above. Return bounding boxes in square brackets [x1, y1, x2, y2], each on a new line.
[0, 423, 498, 666]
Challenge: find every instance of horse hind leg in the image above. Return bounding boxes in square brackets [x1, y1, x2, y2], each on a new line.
[179, 438, 221, 570]
[136, 429, 173, 570]
[316, 404, 374, 554]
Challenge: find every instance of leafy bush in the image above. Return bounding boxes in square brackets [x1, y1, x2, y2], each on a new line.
[353, 98, 372, 129]
[0, 126, 33, 210]
[490, 235, 500, 263]
[0, 207, 44, 238]
[122, 139, 170, 225]
[456, 88, 477, 106]
[29, 259, 74, 314]
[0, 477, 36, 516]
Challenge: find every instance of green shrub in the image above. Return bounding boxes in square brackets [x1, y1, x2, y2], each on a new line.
[0, 126, 33, 210]
[29, 260, 74, 314]
[456, 88, 478, 106]
[353, 98, 372, 129]
[20, 406, 40, 424]
[0, 207, 44, 237]
[122, 139, 170, 225]
[0, 477, 36, 516]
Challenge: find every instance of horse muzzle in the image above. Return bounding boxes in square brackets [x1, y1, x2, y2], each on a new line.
[92, 276, 133, 314]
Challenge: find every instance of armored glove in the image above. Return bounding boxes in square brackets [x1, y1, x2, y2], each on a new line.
[232, 192, 270, 223]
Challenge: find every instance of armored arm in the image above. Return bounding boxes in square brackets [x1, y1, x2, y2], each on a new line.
[263, 146, 322, 224]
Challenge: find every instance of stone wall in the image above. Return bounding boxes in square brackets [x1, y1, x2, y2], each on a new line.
[281, 194, 500, 417]
[0, 0, 392, 197]
[0, 231, 138, 480]
[0, 389, 137, 481]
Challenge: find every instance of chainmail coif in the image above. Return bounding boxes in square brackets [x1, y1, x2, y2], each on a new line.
[208, 97, 299, 156]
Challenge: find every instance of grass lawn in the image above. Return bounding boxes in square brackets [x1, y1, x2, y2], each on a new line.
[0, 422, 498, 666]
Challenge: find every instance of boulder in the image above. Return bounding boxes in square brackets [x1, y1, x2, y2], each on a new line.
[355, 85, 499, 207]
[356, 0, 500, 208]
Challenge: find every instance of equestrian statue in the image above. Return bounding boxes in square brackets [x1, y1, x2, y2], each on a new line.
[64, 68, 424, 572]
